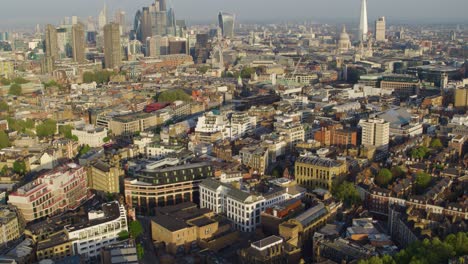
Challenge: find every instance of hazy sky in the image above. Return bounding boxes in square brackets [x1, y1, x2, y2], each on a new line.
[1, 0, 467, 28]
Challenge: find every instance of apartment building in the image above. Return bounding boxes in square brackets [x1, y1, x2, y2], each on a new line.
[8, 163, 88, 222]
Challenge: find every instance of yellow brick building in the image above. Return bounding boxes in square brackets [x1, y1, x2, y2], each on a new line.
[294, 156, 347, 190]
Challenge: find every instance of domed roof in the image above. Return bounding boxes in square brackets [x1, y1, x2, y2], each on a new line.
[339, 25, 350, 42]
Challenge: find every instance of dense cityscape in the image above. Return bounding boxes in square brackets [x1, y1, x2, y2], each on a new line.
[0, 0, 467, 263]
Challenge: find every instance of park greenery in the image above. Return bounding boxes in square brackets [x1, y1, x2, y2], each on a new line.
[82, 70, 117, 84]
[8, 83, 22, 96]
[12, 160, 27, 175]
[415, 172, 432, 192]
[6, 118, 35, 133]
[79, 145, 91, 156]
[58, 125, 78, 141]
[36, 119, 57, 138]
[43, 80, 64, 90]
[332, 181, 361, 208]
[136, 243, 144, 259]
[375, 168, 393, 187]
[358, 232, 468, 264]
[0, 131, 10, 148]
[117, 230, 129, 241]
[410, 146, 429, 159]
[154, 89, 191, 103]
[0, 101, 8, 111]
[129, 220, 144, 239]
[430, 138, 443, 149]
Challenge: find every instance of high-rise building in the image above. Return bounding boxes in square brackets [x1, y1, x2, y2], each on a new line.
[141, 7, 152, 41]
[98, 3, 107, 32]
[359, 118, 390, 150]
[104, 23, 122, 69]
[166, 8, 176, 36]
[168, 38, 187, 55]
[158, 0, 167, 12]
[359, 0, 368, 42]
[114, 10, 126, 35]
[133, 10, 143, 41]
[72, 22, 86, 63]
[375, 17, 386, 41]
[45, 24, 59, 59]
[146, 35, 162, 57]
[218, 12, 235, 38]
[454, 86, 468, 110]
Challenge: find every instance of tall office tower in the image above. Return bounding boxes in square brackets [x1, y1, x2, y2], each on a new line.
[146, 36, 161, 57]
[454, 87, 468, 110]
[168, 38, 187, 55]
[45, 24, 59, 59]
[72, 23, 86, 63]
[114, 10, 127, 35]
[166, 8, 176, 36]
[152, 10, 167, 36]
[375, 17, 386, 41]
[141, 7, 152, 41]
[98, 4, 107, 32]
[359, 118, 390, 150]
[359, 0, 368, 42]
[158, 0, 167, 12]
[218, 12, 235, 38]
[72, 16, 79, 25]
[104, 23, 122, 69]
[133, 10, 143, 41]
[176, 20, 187, 38]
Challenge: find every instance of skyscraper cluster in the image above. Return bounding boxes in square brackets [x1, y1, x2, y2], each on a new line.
[133, 0, 182, 43]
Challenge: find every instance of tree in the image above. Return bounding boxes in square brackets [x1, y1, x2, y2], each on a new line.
[376, 168, 393, 187]
[0, 101, 9, 111]
[0, 78, 10, 86]
[103, 137, 110, 143]
[0, 131, 10, 148]
[13, 160, 26, 175]
[430, 138, 443, 149]
[117, 230, 129, 241]
[129, 220, 144, 239]
[391, 166, 405, 179]
[79, 145, 91, 156]
[155, 89, 191, 103]
[332, 181, 361, 208]
[415, 172, 432, 191]
[411, 146, 428, 159]
[8, 83, 22, 96]
[59, 125, 74, 139]
[197, 66, 210, 74]
[1, 165, 8, 176]
[36, 119, 57, 138]
[240, 67, 256, 79]
[358, 255, 396, 264]
[11, 77, 29, 84]
[136, 243, 144, 259]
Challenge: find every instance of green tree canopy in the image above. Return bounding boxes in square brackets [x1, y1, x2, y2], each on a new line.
[360, 232, 468, 264]
[11, 77, 29, 84]
[240, 67, 256, 79]
[58, 125, 74, 139]
[36, 119, 57, 138]
[0, 131, 10, 148]
[0, 78, 11, 86]
[430, 138, 443, 149]
[0, 101, 9, 111]
[8, 83, 22, 96]
[332, 181, 361, 208]
[411, 146, 428, 159]
[129, 220, 144, 239]
[83, 70, 116, 84]
[415, 172, 432, 191]
[79, 145, 91, 156]
[7, 118, 35, 133]
[155, 89, 191, 103]
[13, 160, 27, 175]
[136, 243, 144, 259]
[117, 230, 129, 241]
[376, 168, 393, 187]
[391, 166, 405, 179]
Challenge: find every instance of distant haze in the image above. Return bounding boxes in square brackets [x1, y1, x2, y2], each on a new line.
[1, 0, 467, 29]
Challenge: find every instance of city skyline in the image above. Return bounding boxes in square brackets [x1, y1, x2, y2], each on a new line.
[1, 0, 468, 29]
